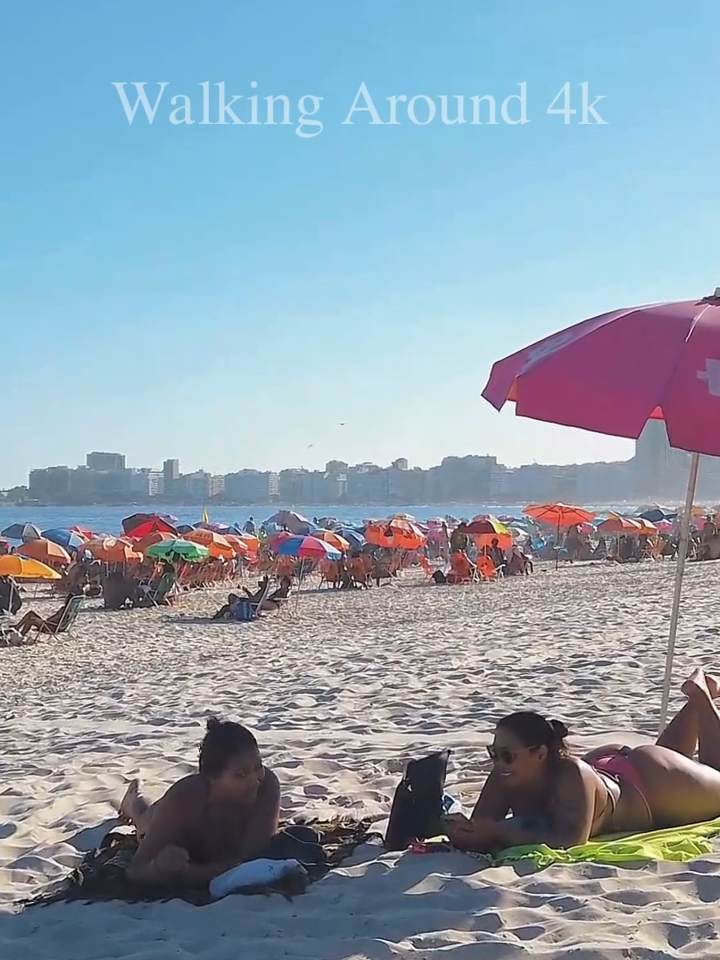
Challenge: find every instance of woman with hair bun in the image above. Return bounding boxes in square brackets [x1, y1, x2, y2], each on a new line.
[118, 717, 280, 889]
[446, 670, 720, 853]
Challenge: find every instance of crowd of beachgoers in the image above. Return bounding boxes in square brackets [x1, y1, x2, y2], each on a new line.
[5, 501, 720, 959]
[1, 502, 717, 641]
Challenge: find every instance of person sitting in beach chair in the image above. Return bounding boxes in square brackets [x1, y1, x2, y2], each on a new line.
[485, 539, 506, 575]
[444, 669, 720, 854]
[348, 554, 370, 588]
[118, 717, 280, 890]
[0, 575, 22, 615]
[475, 554, 498, 581]
[319, 559, 342, 589]
[446, 550, 475, 583]
[505, 545, 532, 576]
[212, 592, 243, 620]
[102, 570, 136, 610]
[14, 594, 83, 638]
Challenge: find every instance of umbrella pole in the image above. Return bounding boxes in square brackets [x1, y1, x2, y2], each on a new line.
[658, 451, 701, 732]
[555, 517, 560, 569]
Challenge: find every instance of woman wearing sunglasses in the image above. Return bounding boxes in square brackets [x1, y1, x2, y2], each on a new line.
[445, 668, 720, 853]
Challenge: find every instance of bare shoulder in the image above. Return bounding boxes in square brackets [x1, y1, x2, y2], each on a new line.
[554, 757, 597, 793]
[260, 767, 280, 799]
[159, 774, 207, 808]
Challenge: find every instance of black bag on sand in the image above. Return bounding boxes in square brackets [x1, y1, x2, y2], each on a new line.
[261, 825, 327, 867]
[384, 750, 450, 850]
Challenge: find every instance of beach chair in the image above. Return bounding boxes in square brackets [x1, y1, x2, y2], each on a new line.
[476, 555, 498, 581]
[26, 594, 84, 639]
[145, 572, 177, 607]
[233, 578, 274, 621]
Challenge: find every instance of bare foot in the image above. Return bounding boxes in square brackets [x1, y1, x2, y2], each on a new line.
[682, 668, 711, 701]
[116, 779, 146, 826]
[706, 674, 720, 699]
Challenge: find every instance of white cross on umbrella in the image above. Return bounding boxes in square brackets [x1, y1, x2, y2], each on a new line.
[696, 359, 720, 396]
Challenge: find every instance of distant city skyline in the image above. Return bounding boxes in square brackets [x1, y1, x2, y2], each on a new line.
[0, 423, 636, 489]
[13, 426, 720, 505]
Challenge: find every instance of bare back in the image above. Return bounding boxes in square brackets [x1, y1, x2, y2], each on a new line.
[135, 768, 281, 866]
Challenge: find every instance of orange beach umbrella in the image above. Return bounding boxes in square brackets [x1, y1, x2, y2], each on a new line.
[313, 530, 351, 552]
[596, 516, 644, 536]
[17, 538, 72, 565]
[365, 521, 426, 551]
[135, 531, 176, 554]
[224, 535, 252, 556]
[524, 503, 596, 527]
[185, 529, 236, 559]
[81, 537, 143, 563]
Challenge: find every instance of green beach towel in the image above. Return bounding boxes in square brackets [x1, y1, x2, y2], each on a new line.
[489, 816, 720, 869]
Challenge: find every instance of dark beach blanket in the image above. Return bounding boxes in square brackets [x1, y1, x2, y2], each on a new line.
[26, 818, 377, 908]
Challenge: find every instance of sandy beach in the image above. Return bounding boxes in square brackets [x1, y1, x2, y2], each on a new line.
[3, 561, 720, 959]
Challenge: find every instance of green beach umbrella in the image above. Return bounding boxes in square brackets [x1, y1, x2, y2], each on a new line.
[146, 539, 209, 562]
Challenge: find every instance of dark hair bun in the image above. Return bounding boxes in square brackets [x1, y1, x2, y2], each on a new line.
[549, 719, 569, 740]
[206, 715, 222, 731]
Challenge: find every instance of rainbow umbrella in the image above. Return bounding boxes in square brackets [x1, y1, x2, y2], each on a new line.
[276, 536, 341, 561]
[465, 516, 511, 536]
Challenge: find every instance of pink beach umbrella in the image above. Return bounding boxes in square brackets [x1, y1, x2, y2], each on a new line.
[481, 288, 720, 728]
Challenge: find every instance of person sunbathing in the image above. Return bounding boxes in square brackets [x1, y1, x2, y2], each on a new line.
[445, 669, 720, 853]
[14, 595, 74, 636]
[119, 717, 280, 890]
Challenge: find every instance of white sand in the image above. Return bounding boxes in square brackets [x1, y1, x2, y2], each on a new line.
[3, 561, 720, 959]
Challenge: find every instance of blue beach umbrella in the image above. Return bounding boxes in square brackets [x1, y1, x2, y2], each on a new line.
[335, 528, 365, 550]
[265, 511, 316, 535]
[42, 528, 85, 552]
[1, 522, 42, 541]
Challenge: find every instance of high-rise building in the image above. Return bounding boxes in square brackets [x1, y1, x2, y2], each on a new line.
[633, 422, 689, 499]
[224, 470, 277, 503]
[163, 459, 180, 497]
[86, 451, 126, 472]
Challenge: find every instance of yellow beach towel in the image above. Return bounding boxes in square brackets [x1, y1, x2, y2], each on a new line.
[491, 817, 720, 868]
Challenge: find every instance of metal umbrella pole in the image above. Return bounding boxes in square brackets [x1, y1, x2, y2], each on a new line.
[658, 452, 701, 731]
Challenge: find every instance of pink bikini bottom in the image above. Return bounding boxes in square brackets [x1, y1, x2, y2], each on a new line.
[592, 750, 653, 824]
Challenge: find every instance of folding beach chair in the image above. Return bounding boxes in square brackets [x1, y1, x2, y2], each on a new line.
[233, 578, 273, 621]
[25, 594, 84, 640]
[139, 571, 177, 607]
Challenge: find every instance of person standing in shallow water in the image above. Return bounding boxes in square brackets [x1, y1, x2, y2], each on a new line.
[445, 669, 720, 853]
[119, 718, 280, 889]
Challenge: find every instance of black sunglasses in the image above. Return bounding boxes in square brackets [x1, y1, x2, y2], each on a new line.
[487, 744, 537, 765]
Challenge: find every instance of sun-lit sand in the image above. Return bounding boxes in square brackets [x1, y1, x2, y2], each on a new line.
[3, 561, 720, 959]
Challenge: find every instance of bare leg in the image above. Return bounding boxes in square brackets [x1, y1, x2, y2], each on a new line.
[117, 780, 153, 834]
[681, 670, 720, 770]
[655, 672, 720, 758]
[656, 702, 699, 758]
[17, 612, 46, 637]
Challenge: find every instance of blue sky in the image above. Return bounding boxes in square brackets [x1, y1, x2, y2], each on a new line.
[1, 0, 718, 486]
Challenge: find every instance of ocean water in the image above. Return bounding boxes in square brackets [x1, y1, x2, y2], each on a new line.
[0, 503, 535, 536]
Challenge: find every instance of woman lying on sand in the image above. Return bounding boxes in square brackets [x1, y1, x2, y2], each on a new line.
[118, 717, 280, 888]
[445, 668, 720, 853]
